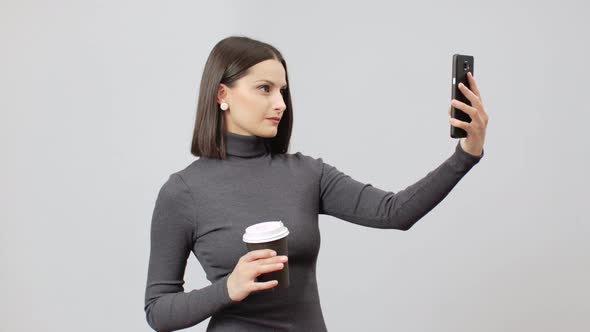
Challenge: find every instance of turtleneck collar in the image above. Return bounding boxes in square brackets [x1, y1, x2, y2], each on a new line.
[225, 131, 270, 158]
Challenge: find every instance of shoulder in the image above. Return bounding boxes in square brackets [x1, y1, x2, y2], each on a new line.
[151, 171, 196, 225]
[153, 159, 205, 200]
[156, 171, 192, 200]
[289, 151, 321, 162]
[170, 157, 215, 183]
[276, 151, 325, 176]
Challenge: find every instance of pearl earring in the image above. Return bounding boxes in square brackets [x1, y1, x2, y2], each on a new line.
[220, 102, 228, 111]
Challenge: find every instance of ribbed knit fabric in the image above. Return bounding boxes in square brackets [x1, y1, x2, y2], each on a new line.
[144, 131, 484, 331]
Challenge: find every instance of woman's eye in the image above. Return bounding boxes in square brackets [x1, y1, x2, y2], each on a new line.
[259, 85, 287, 94]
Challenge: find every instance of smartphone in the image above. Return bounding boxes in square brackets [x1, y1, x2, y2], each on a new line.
[450, 54, 474, 138]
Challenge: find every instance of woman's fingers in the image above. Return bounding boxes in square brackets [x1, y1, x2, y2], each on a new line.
[464, 72, 489, 122]
[451, 99, 487, 124]
[254, 262, 284, 277]
[458, 82, 482, 109]
[467, 72, 481, 99]
[451, 99, 477, 118]
[242, 249, 276, 263]
[256, 255, 288, 266]
[449, 73, 488, 138]
[253, 280, 279, 291]
[449, 117, 472, 134]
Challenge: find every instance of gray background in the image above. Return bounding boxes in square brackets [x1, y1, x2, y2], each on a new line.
[2, 0, 588, 331]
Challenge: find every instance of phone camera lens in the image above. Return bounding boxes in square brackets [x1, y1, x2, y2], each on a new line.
[463, 61, 470, 71]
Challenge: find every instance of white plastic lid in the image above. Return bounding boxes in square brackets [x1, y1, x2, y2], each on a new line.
[242, 221, 289, 243]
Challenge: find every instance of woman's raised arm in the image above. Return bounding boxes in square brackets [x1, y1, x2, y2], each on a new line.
[318, 141, 484, 230]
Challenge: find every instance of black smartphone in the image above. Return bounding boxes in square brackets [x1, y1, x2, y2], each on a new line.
[450, 54, 474, 138]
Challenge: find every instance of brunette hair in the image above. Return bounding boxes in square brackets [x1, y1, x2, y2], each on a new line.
[191, 35, 293, 159]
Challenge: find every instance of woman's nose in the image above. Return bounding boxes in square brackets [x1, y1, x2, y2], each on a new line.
[275, 95, 287, 111]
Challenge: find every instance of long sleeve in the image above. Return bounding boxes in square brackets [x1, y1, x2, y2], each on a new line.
[319, 141, 484, 230]
[144, 174, 234, 332]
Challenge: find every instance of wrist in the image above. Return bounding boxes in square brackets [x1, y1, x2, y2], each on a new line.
[226, 274, 239, 303]
[460, 138, 483, 157]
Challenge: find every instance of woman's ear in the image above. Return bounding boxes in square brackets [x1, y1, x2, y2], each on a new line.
[217, 83, 229, 104]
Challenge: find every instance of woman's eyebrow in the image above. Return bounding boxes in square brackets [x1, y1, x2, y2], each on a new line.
[255, 79, 287, 88]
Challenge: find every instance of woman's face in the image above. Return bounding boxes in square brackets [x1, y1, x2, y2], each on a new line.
[217, 59, 287, 137]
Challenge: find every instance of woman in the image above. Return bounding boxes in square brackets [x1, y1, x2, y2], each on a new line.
[144, 36, 488, 332]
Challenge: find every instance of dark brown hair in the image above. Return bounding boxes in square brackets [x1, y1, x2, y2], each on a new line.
[191, 35, 293, 159]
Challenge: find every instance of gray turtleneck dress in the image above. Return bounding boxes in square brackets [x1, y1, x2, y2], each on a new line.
[144, 131, 484, 331]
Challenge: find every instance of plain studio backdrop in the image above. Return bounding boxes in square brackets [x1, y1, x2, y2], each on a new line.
[1, 0, 588, 331]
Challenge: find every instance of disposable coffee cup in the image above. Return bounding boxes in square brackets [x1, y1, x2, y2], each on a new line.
[242, 221, 289, 288]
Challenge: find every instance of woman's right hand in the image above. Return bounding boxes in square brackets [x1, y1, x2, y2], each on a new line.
[226, 249, 288, 303]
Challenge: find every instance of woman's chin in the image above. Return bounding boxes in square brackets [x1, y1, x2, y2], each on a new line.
[258, 126, 278, 137]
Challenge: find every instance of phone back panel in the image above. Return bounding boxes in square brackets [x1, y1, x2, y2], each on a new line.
[451, 54, 474, 138]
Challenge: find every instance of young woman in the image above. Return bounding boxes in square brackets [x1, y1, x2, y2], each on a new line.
[144, 36, 488, 331]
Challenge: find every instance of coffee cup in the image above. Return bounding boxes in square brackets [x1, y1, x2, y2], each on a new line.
[242, 221, 289, 288]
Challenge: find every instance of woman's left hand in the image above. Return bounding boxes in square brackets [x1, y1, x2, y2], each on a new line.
[447, 71, 489, 157]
